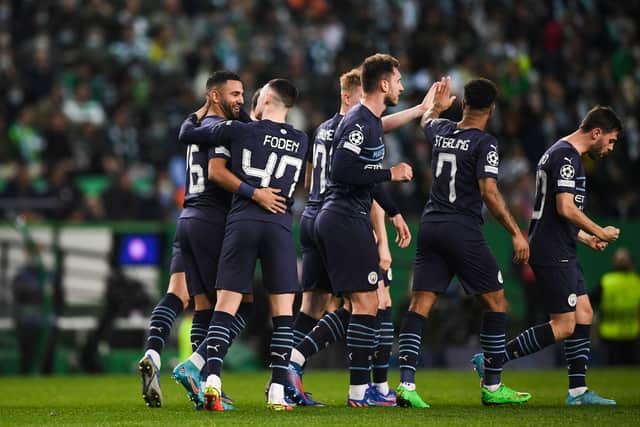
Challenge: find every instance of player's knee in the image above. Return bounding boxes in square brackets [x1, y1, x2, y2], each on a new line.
[408, 294, 435, 317]
[551, 318, 576, 340]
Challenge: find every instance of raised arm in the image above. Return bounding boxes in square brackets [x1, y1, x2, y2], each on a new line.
[419, 77, 457, 128]
[479, 177, 529, 264]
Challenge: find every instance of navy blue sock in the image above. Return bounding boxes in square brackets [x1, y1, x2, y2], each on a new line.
[191, 308, 213, 352]
[347, 314, 377, 386]
[292, 311, 319, 346]
[229, 302, 253, 341]
[398, 311, 425, 384]
[270, 316, 294, 385]
[480, 312, 506, 386]
[505, 322, 555, 362]
[565, 324, 590, 389]
[146, 293, 183, 354]
[297, 307, 350, 361]
[372, 308, 393, 384]
[206, 311, 234, 377]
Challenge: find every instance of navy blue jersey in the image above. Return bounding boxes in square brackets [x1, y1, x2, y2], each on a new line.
[421, 118, 499, 225]
[529, 140, 586, 265]
[178, 115, 231, 223]
[322, 103, 391, 217]
[208, 119, 308, 230]
[302, 112, 342, 218]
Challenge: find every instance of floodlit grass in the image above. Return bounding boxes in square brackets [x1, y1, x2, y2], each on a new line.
[1, 369, 639, 426]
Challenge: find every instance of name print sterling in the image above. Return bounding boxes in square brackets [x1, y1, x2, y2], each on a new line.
[434, 135, 469, 151]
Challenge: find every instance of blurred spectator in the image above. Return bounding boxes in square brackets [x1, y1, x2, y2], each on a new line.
[41, 162, 84, 221]
[0, 0, 637, 221]
[100, 170, 143, 220]
[63, 80, 106, 127]
[591, 248, 640, 365]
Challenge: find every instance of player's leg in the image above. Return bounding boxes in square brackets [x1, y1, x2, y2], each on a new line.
[139, 266, 188, 407]
[261, 223, 300, 411]
[139, 231, 190, 408]
[396, 222, 452, 408]
[292, 215, 331, 345]
[371, 272, 394, 402]
[454, 227, 529, 405]
[315, 210, 383, 407]
[564, 267, 615, 405]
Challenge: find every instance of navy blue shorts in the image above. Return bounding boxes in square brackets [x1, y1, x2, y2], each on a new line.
[176, 217, 225, 297]
[531, 262, 586, 314]
[314, 209, 379, 295]
[169, 234, 184, 275]
[413, 220, 503, 295]
[300, 215, 332, 293]
[216, 220, 299, 294]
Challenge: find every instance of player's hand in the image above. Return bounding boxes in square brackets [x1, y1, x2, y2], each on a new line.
[512, 233, 529, 264]
[390, 162, 413, 182]
[431, 76, 457, 113]
[252, 187, 287, 214]
[585, 234, 608, 251]
[419, 81, 440, 113]
[390, 214, 411, 248]
[599, 226, 620, 242]
[194, 97, 212, 122]
[377, 241, 392, 272]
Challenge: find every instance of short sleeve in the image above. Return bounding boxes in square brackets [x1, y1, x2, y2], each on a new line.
[476, 135, 500, 179]
[207, 120, 235, 160]
[549, 149, 580, 195]
[422, 118, 447, 142]
[336, 121, 368, 156]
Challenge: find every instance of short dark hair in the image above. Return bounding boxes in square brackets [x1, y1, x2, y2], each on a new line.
[206, 71, 242, 89]
[266, 78, 298, 108]
[463, 78, 497, 110]
[361, 54, 399, 93]
[579, 106, 623, 134]
[251, 88, 261, 112]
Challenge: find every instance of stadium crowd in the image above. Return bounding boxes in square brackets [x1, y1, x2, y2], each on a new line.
[0, 0, 639, 222]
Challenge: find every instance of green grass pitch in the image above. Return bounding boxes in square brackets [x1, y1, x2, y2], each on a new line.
[1, 369, 639, 426]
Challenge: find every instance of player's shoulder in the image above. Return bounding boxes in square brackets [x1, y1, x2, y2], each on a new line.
[424, 117, 454, 130]
[544, 140, 580, 164]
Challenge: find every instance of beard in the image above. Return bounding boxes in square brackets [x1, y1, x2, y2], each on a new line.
[384, 93, 398, 107]
[220, 100, 240, 119]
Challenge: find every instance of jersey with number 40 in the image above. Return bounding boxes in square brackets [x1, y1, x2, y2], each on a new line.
[208, 119, 309, 230]
[528, 140, 586, 265]
[421, 118, 500, 225]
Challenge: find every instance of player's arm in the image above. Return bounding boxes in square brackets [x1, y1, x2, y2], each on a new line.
[331, 141, 412, 185]
[556, 193, 620, 242]
[208, 157, 287, 214]
[178, 115, 222, 146]
[419, 77, 457, 128]
[303, 161, 313, 193]
[577, 229, 608, 251]
[381, 80, 442, 131]
[371, 185, 411, 248]
[479, 177, 529, 264]
[370, 200, 391, 271]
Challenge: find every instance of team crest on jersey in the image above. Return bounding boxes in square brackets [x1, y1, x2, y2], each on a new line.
[560, 164, 575, 180]
[539, 153, 549, 165]
[486, 151, 499, 167]
[368, 271, 378, 285]
[568, 293, 577, 307]
[348, 130, 364, 146]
